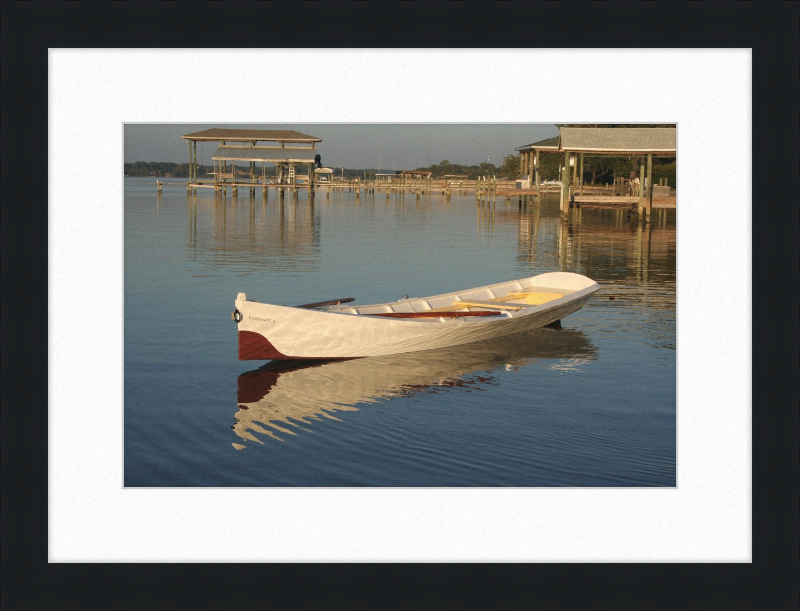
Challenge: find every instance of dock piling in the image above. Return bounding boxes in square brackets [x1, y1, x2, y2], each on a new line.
[645, 153, 653, 224]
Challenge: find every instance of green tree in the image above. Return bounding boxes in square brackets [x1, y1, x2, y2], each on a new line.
[583, 156, 629, 185]
[499, 154, 520, 179]
[537, 154, 561, 181]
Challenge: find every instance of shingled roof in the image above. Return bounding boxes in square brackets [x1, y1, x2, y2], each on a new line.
[181, 129, 321, 142]
[516, 136, 560, 151]
[559, 127, 675, 153]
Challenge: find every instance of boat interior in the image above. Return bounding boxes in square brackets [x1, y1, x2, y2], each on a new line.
[328, 281, 576, 319]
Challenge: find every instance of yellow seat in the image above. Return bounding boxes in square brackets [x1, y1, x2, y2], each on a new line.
[427, 292, 563, 312]
[507, 292, 563, 305]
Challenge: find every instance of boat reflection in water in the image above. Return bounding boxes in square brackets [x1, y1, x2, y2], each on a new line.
[232, 326, 597, 449]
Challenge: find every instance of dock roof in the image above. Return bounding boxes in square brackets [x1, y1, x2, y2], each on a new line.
[516, 136, 559, 151]
[560, 127, 676, 153]
[182, 128, 321, 143]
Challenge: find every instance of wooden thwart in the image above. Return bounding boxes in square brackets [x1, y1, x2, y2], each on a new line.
[448, 300, 525, 311]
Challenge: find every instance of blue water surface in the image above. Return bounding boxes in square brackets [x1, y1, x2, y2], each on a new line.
[124, 179, 675, 487]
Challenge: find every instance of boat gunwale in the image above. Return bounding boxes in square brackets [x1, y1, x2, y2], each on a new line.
[239, 279, 599, 326]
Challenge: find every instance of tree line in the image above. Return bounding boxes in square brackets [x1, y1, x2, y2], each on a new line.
[126, 152, 676, 187]
[410, 159, 504, 180]
[124, 161, 506, 180]
[124, 161, 213, 177]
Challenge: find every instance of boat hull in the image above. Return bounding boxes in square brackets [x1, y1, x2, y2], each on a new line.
[234, 272, 600, 360]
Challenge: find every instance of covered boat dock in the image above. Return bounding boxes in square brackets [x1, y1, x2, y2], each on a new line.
[516, 127, 676, 221]
[181, 128, 322, 197]
[515, 136, 560, 192]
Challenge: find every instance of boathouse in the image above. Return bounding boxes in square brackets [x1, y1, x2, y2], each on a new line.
[399, 170, 433, 179]
[517, 127, 676, 220]
[314, 167, 334, 183]
[181, 128, 322, 194]
[515, 136, 559, 190]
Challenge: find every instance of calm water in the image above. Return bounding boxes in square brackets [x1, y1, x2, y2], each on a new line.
[124, 178, 676, 487]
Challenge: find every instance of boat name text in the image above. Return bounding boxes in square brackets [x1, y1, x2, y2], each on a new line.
[249, 316, 276, 323]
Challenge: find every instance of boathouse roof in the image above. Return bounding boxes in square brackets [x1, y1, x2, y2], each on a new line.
[182, 129, 322, 143]
[516, 128, 676, 155]
[559, 127, 676, 153]
[516, 136, 559, 151]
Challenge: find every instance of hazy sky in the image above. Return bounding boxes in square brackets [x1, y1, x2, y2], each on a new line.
[124, 123, 559, 170]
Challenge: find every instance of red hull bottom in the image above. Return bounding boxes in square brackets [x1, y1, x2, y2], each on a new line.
[238, 330, 358, 361]
[238, 331, 289, 360]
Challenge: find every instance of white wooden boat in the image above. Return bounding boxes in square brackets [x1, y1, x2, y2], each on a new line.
[232, 271, 600, 360]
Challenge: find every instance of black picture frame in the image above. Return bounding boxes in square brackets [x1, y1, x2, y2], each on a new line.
[2, 2, 797, 609]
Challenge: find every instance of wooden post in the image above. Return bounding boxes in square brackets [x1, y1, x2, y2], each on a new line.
[522, 153, 527, 188]
[638, 157, 645, 219]
[522, 153, 528, 185]
[535, 149, 540, 193]
[561, 152, 571, 216]
[528, 152, 533, 188]
[572, 151, 578, 187]
[579, 153, 584, 194]
[187, 141, 192, 192]
[646, 153, 653, 223]
[232, 162, 238, 196]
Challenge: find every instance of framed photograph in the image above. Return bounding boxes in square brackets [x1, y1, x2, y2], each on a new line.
[2, 2, 797, 609]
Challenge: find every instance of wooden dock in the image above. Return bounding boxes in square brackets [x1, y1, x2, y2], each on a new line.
[160, 178, 676, 214]
[572, 195, 676, 209]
